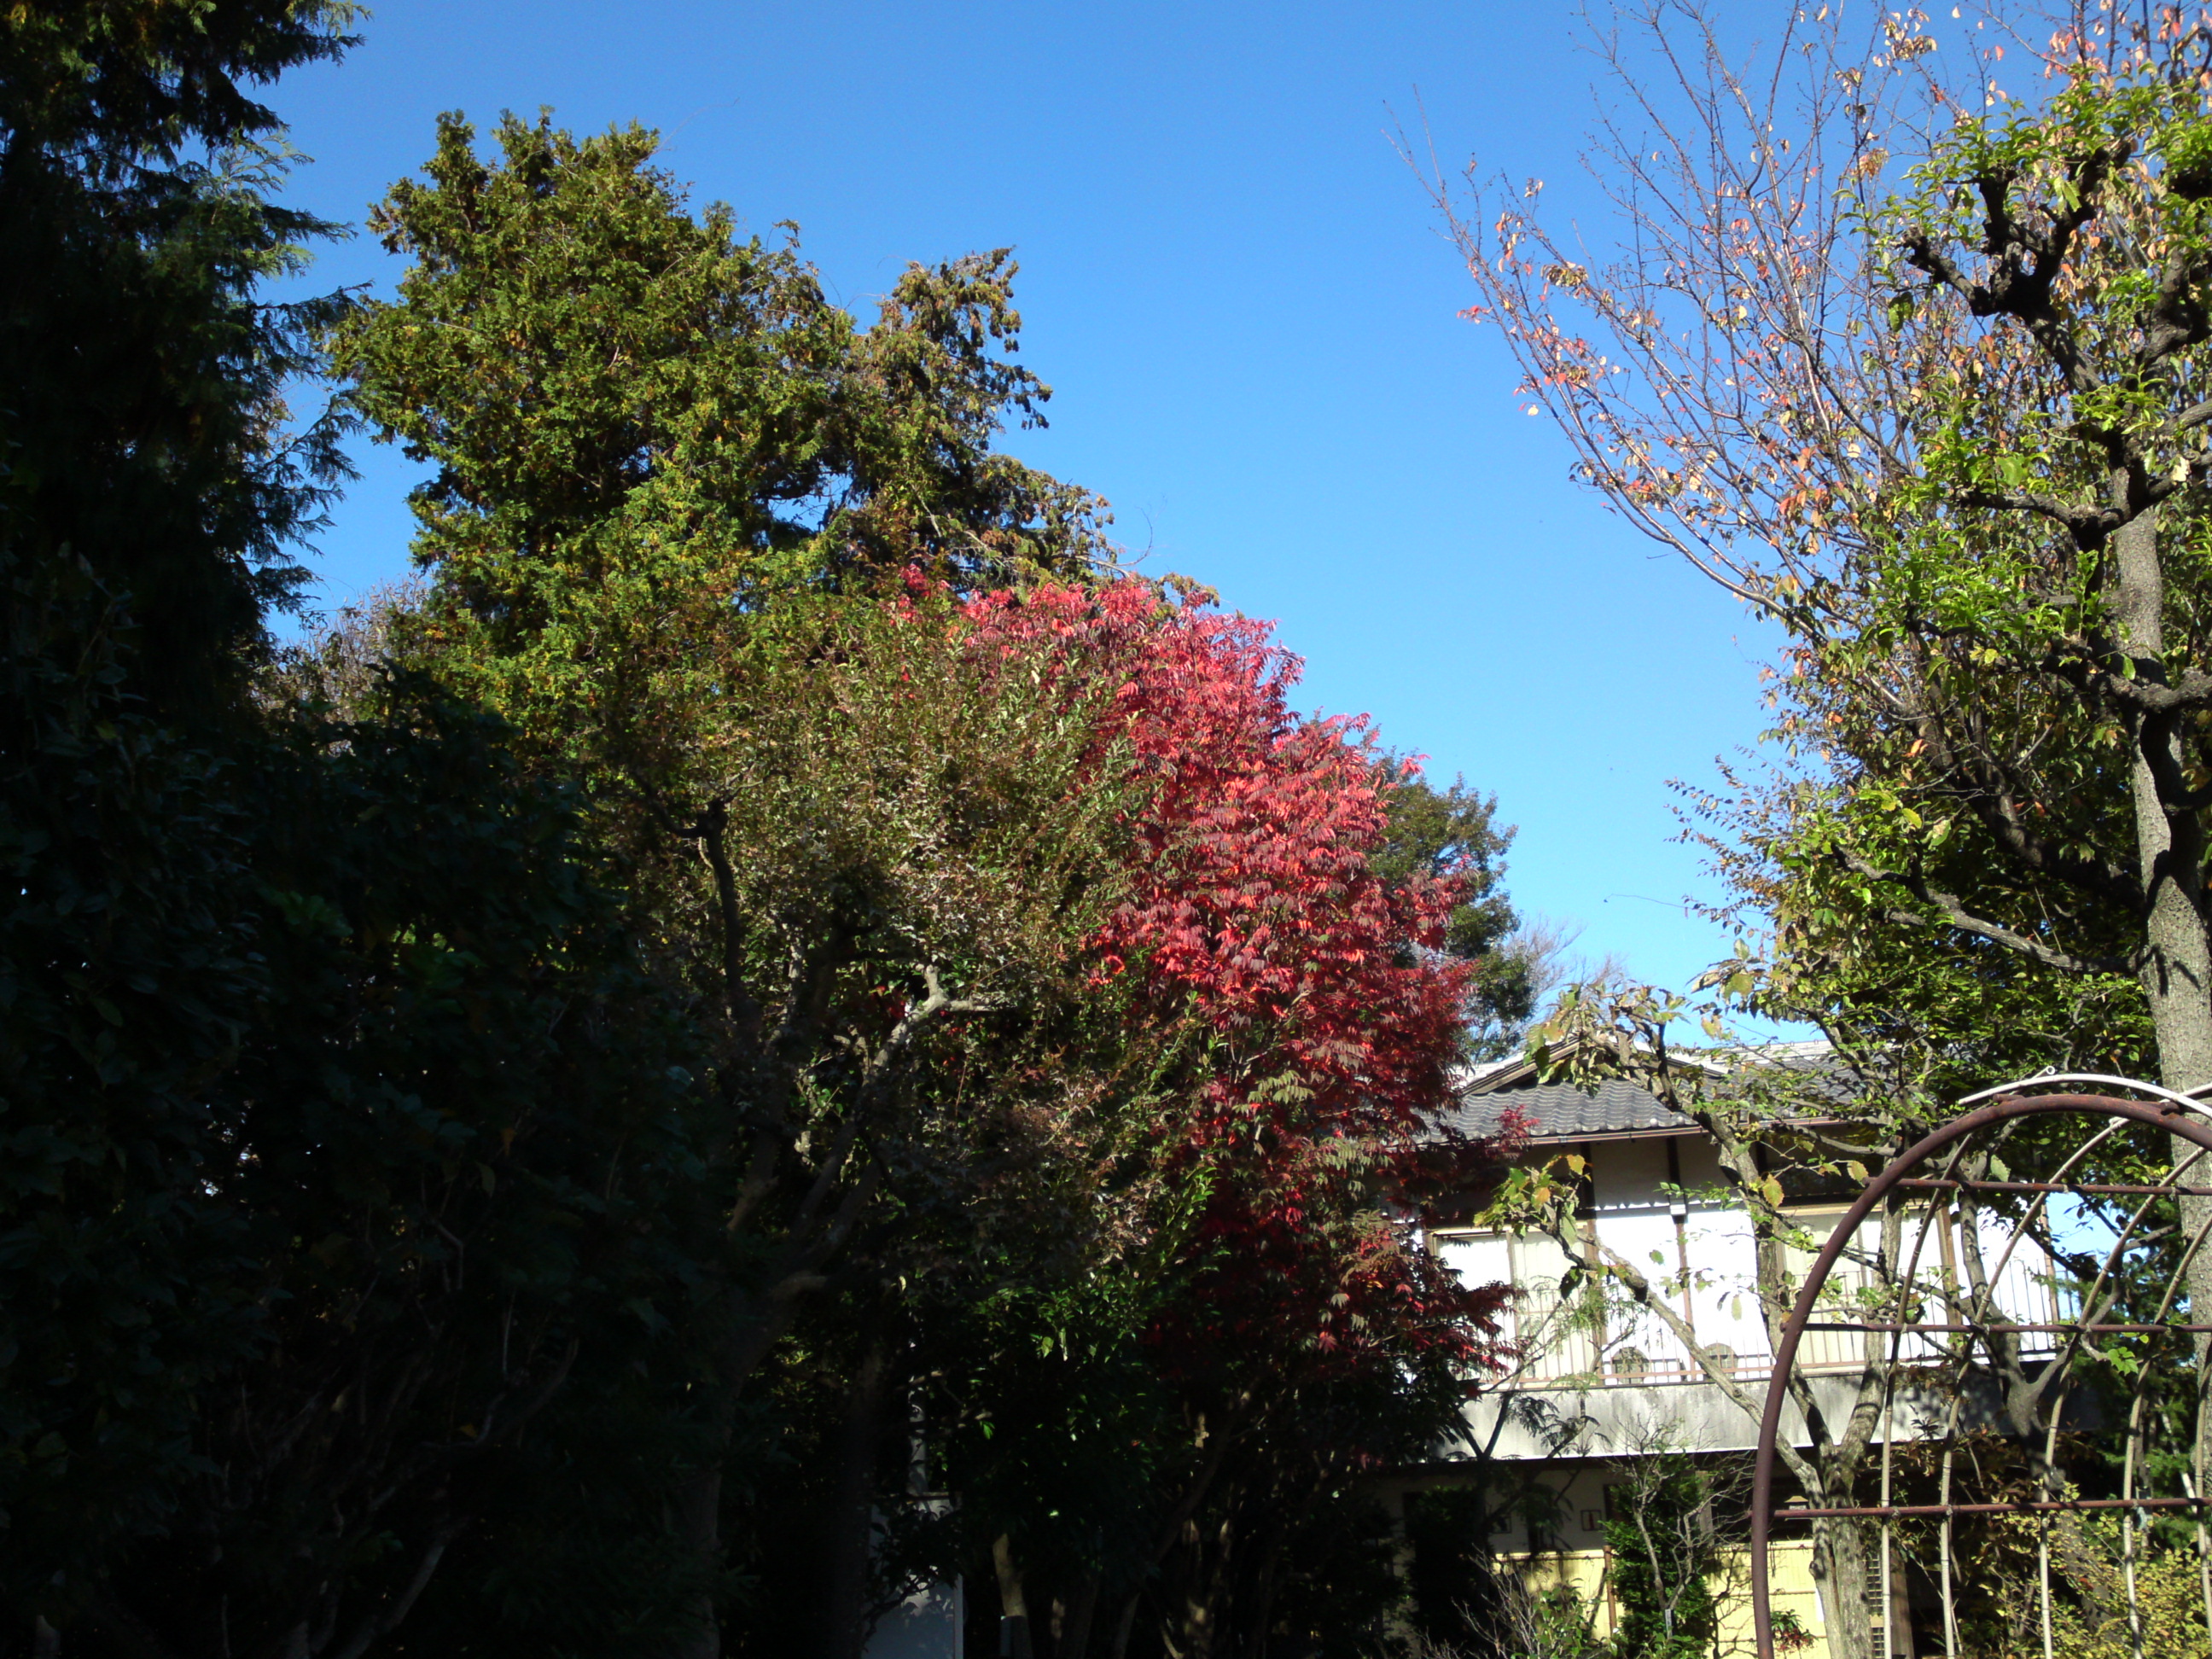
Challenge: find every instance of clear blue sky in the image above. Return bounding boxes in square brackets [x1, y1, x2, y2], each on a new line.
[271, 0, 1789, 1001]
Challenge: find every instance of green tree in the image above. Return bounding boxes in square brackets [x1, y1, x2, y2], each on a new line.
[5, 570, 722, 1657]
[1, 14, 744, 1652]
[323, 99, 1523, 1659]
[0, 0, 357, 723]
[145, 683, 710, 1659]
[1445, 1, 2212, 1108]
[0, 0, 365, 1628]
[1375, 764, 1534, 1057]
[323, 119, 1161, 1655]
[523, 585, 1177, 1658]
[324, 111, 1111, 795]
[2, 544, 274, 1627]
[1598, 1448, 1726, 1659]
[1443, 2, 2212, 1625]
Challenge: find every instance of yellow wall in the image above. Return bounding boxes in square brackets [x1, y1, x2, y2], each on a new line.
[1500, 1538, 1833, 1658]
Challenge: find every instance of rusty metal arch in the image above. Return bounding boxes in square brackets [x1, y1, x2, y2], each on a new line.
[1749, 1089, 2212, 1659]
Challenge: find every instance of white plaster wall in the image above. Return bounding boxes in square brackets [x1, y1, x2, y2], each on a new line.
[1586, 1136, 1748, 1373]
[1436, 1128, 2069, 1388]
[1436, 1231, 1511, 1297]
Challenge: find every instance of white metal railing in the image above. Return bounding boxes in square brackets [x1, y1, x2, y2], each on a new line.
[1489, 1214, 2068, 1391]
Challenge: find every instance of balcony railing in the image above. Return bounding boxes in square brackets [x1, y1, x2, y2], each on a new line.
[1491, 1251, 2069, 1392]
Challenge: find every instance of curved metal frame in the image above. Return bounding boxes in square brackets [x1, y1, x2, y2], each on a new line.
[1749, 1089, 2212, 1659]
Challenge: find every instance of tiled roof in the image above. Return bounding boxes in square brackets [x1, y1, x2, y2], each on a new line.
[1444, 1077, 1696, 1143]
[1435, 1039, 1848, 1144]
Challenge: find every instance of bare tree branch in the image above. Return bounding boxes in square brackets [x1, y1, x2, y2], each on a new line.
[323, 1516, 464, 1659]
[1841, 853, 2132, 975]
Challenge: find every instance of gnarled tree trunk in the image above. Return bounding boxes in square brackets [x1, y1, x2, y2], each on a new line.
[2113, 511, 2212, 1487]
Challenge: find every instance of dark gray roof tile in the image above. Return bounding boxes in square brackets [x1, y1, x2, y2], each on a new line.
[1444, 1077, 1695, 1142]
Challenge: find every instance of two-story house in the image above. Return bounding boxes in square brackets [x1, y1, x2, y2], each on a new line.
[1399, 1045, 2066, 1657]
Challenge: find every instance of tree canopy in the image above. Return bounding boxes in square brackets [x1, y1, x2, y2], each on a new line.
[0, 0, 358, 722]
[1445, 3, 2212, 1650]
[324, 112, 1112, 792]
[2, 15, 1531, 1656]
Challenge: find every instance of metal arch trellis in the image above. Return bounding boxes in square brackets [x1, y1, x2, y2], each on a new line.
[1748, 1081, 2212, 1659]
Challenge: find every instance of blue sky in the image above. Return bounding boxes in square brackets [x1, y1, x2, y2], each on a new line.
[271, 0, 1790, 1001]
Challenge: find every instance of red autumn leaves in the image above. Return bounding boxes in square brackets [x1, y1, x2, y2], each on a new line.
[951, 577, 1509, 1382]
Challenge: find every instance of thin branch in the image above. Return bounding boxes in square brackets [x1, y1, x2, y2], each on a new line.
[1554, 1218, 1818, 1491]
[2068, 663, 2212, 718]
[690, 799, 764, 1039]
[1841, 853, 2132, 975]
[323, 1516, 464, 1659]
[1955, 486, 2123, 539]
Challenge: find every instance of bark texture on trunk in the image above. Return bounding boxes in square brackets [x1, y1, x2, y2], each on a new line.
[993, 1534, 1033, 1659]
[1811, 1515, 1875, 1659]
[2113, 511, 2212, 1487]
[1056, 1574, 1101, 1659]
[1106, 1593, 1141, 1659]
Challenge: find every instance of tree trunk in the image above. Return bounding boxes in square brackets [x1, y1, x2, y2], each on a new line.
[1809, 1515, 1875, 1659]
[1177, 1516, 1225, 1659]
[825, 1336, 893, 1659]
[1107, 1594, 1141, 1659]
[2113, 511, 2212, 1487]
[668, 1278, 827, 1659]
[1057, 1573, 1102, 1659]
[993, 1534, 1033, 1659]
[670, 1463, 725, 1659]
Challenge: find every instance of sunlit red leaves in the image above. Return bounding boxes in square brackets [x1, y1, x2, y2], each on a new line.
[950, 579, 1509, 1383]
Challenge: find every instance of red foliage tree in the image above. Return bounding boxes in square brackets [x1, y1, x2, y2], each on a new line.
[948, 578, 1511, 1654]
[960, 577, 1500, 1342]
